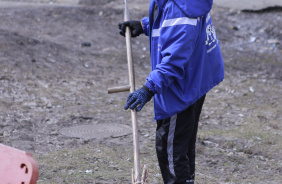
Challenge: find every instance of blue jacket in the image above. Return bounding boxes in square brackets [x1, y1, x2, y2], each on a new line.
[141, 0, 224, 120]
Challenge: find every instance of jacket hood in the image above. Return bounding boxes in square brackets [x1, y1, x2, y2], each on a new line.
[172, 0, 213, 18]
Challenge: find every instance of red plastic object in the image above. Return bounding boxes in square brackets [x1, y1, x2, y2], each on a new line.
[0, 144, 39, 184]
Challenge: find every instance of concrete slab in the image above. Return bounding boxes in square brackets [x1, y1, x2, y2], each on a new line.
[213, 0, 282, 10]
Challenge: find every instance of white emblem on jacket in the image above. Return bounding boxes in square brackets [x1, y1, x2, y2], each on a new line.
[205, 24, 217, 46]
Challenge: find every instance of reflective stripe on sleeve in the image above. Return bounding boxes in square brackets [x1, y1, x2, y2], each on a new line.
[152, 17, 197, 37]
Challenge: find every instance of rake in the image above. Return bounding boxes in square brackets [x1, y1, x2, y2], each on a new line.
[108, 1, 149, 183]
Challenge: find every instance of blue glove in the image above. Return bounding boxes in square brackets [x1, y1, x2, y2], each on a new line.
[124, 86, 154, 112]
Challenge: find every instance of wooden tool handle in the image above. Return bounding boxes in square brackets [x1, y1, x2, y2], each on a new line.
[108, 85, 131, 94]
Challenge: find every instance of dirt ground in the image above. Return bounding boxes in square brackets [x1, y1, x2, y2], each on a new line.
[0, 0, 281, 183]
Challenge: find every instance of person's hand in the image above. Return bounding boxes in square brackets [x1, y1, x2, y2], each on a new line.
[118, 20, 143, 37]
[124, 86, 154, 112]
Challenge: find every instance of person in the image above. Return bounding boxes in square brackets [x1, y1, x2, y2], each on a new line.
[118, 0, 224, 183]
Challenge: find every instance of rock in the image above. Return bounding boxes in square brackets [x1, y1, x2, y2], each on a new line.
[46, 102, 53, 108]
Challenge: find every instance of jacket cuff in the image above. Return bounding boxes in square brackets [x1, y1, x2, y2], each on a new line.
[141, 17, 149, 36]
[145, 81, 157, 94]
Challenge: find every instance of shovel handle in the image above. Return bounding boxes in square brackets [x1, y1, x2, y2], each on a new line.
[108, 85, 131, 94]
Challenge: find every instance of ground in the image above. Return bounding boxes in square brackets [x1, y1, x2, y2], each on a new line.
[0, 0, 281, 184]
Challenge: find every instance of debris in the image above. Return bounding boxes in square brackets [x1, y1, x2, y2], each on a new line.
[109, 165, 119, 170]
[230, 25, 239, 31]
[227, 152, 234, 156]
[83, 63, 89, 68]
[46, 102, 53, 108]
[249, 36, 256, 43]
[155, 173, 162, 177]
[202, 115, 210, 119]
[267, 39, 279, 44]
[99, 11, 103, 16]
[0, 75, 11, 80]
[47, 58, 56, 63]
[202, 140, 213, 146]
[50, 130, 59, 135]
[81, 42, 91, 47]
[3, 131, 9, 137]
[85, 170, 93, 174]
[249, 86, 255, 93]
[214, 0, 282, 11]
[242, 6, 282, 13]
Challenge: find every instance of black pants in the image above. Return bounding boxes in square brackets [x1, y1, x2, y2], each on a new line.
[156, 95, 206, 184]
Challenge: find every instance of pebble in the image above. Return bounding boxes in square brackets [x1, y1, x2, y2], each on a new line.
[3, 131, 9, 137]
[85, 170, 93, 174]
[249, 36, 256, 43]
[203, 140, 213, 146]
[227, 152, 234, 156]
[48, 58, 56, 63]
[46, 102, 53, 108]
[155, 173, 162, 177]
[51, 130, 59, 135]
[249, 86, 255, 93]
